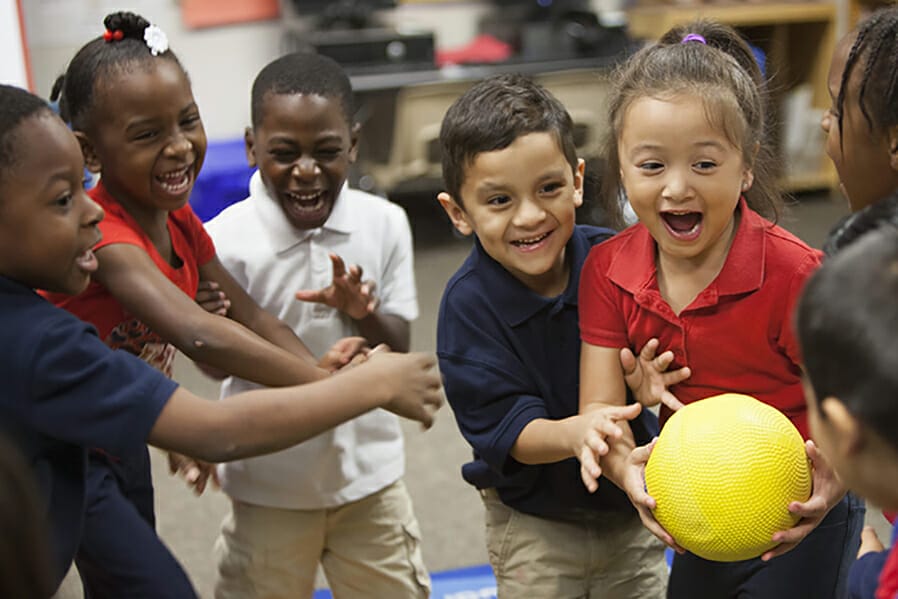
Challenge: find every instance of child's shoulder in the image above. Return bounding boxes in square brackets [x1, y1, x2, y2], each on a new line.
[760, 218, 823, 267]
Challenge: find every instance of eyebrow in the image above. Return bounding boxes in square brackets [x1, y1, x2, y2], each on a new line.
[629, 140, 728, 153]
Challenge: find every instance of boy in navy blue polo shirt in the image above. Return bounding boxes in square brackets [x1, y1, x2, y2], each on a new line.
[435, 74, 673, 598]
[0, 84, 443, 597]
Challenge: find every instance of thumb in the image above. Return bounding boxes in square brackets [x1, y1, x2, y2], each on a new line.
[620, 347, 637, 376]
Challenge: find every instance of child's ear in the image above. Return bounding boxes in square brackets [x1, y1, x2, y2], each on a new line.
[244, 127, 257, 168]
[573, 158, 586, 208]
[347, 122, 361, 164]
[820, 396, 864, 455]
[75, 131, 101, 174]
[437, 192, 473, 237]
[887, 125, 898, 172]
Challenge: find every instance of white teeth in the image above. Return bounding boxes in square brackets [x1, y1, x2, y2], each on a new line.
[515, 232, 548, 245]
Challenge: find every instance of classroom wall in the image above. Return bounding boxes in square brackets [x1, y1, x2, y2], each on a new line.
[22, 0, 621, 140]
[1, 0, 31, 88]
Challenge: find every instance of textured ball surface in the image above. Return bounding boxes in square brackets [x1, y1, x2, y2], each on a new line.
[644, 393, 811, 562]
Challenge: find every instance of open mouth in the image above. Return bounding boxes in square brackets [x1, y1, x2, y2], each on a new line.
[285, 189, 327, 214]
[511, 230, 551, 250]
[75, 247, 98, 273]
[156, 165, 192, 195]
[661, 211, 703, 241]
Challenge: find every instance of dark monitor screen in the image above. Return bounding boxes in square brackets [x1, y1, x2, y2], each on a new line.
[290, 0, 397, 14]
[290, 0, 397, 28]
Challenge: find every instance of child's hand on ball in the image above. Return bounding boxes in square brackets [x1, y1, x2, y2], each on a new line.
[624, 439, 685, 552]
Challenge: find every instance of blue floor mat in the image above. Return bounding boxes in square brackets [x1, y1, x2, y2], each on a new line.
[312, 563, 496, 598]
[312, 549, 673, 598]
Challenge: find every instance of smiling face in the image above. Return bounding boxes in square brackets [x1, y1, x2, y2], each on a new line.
[80, 59, 207, 218]
[821, 32, 898, 213]
[247, 92, 357, 230]
[438, 132, 584, 296]
[0, 113, 104, 294]
[618, 93, 752, 271]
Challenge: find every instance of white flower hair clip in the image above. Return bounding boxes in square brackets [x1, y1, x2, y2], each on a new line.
[143, 24, 168, 56]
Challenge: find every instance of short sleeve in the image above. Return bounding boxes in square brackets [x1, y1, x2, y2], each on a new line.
[377, 205, 418, 321]
[578, 246, 630, 348]
[181, 205, 216, 266]
[781, 251, 823, 365]
[19, 311, 177, 455]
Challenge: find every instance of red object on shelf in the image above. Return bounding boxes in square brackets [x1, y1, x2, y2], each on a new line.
[435, 34, 513, 67]
[181, 0, 280, 29]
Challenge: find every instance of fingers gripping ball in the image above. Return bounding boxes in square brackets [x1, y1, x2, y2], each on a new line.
[644, 393, 811, 562]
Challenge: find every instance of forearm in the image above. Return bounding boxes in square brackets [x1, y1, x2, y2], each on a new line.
[355, 312, 409, 352]
[150, 366, 389, 461]
[241, 308, 318, 363]
[511, 417, 580, 464]
[176, 312, 328, 386]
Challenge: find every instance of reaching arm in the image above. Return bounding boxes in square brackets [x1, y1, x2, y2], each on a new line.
[198, 256, 319, 361]
[148, 349, 444, 462]
[93, 244, 328, 386]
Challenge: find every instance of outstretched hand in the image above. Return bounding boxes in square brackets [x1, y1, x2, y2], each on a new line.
[577, 403, 642, 493]
[195, 280, 230, 316]
[167, 451, 219, 496]
[621, 338, 689, 411]
[319, 336, 369, 372]
[366, 345, 444, 429]
[295, 253, 378, 320]
[761, 439, 846, 561]
[622, 439, 685, 552]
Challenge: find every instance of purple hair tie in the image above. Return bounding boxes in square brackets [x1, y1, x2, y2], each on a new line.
[681, 33, 707, 45]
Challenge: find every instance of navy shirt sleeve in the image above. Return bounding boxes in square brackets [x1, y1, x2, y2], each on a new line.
[438, 275, 548, 477]
[13, 305, 177, 455]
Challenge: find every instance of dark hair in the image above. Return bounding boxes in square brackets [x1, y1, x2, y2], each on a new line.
[0, 434, 54, 598]
[837, 7, 898, 142]
[439, 74, 622, 227]
[797, 225, 898, 451]
[0, 85, 53, 182]
[49, 11, 184, 131]
[603, 19, 782, 222]
[823, 191, 898, 256]
[251, 51, 354, 128]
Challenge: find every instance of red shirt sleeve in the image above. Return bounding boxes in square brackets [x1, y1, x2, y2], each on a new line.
[578, 245, 629, 348]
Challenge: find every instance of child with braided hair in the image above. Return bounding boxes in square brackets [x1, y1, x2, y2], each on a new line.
[45, 11, 441, 597]
[818, 7, 898, 598]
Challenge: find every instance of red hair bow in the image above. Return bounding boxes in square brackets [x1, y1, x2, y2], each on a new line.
[103, 29, 124, 42]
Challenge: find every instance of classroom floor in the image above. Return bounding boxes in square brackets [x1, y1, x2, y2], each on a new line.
[54, 190, 893, 598]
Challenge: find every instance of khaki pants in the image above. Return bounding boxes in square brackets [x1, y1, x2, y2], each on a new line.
[482, 489, 668, 599]
[215, 480, 430, 599]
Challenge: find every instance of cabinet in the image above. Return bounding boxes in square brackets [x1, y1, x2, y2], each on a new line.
[626, 2, 838, 193]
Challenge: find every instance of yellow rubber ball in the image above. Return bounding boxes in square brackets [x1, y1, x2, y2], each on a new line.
[644, 393, 811, 562]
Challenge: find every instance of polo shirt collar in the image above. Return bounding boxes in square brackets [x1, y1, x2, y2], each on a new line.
[607, 197, 764, 299]
[478, 226, 593, 327]
[249, 171, 354, 253]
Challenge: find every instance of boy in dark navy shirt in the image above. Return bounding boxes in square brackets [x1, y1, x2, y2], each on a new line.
[435, 74, 673, 598]
[0, 84, 443, 596]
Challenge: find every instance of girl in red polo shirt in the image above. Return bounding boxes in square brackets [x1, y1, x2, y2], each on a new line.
[576, 20, 858, 599]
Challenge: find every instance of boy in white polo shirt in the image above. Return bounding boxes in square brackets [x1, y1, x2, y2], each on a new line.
[205, 52, 428, 599]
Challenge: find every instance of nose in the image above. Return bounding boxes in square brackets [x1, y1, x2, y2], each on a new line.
[292, 156, 319, 179]
[164, 132, 193, 158]
[512, 196, 546, 228]
[661, 169, 691, 201]
[79, 190, 104, 227]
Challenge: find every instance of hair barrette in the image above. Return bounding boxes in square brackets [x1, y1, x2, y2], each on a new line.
[103, 29, 124, 42]
[681, 33, 707, 45]
[143, 24, 169, 56]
